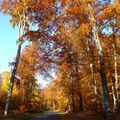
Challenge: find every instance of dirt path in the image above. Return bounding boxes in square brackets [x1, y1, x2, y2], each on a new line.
[28, 111, 61, 120]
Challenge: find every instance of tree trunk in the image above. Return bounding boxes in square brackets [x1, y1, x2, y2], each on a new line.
[89, 4, 111, 110]
[112, 28, 119, 102]
[52, 100, 56, 110]
[90, 63, 100, 110]
[71, 86, 76, 112]
[111, 76, 118, 109]
[107, 49, 118, 109]
[79, 91, 83, 111]
[88, 37, 100, 110]
[99, 54, 111, 110]
[4, 42, 22, 116]
[113, 45, 119, 101]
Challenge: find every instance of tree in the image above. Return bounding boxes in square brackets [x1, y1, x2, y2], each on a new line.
[100, 0, 120, 109]
[0, 0, 30, 116]
[0, 0, 120, 115]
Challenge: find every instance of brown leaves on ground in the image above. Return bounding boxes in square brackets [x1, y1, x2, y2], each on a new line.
[62, 111, 120, 120]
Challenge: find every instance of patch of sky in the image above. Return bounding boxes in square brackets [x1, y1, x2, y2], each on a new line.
[36, 66, 57, 88]
[98, 0, 115, 4]
[102, 26, 113, 35]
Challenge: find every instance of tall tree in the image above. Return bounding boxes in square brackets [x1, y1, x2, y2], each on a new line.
[89, 3, 111, 110]
[0, 1, 29, 116]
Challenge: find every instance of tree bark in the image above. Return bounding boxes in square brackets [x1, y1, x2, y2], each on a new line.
[90, 63, 100, 109]
[99, 54, 111, 110]
[89, 3, 111, 110]
[113, 43, 119, 102]
[4, 42, 22, 116]
[71, 85, 76, 112]
[71, 93, 75, 112]
[111, 76, 118, 109]
[79, 91, 83, 111]
[107, 49, 118, 109]
[88, 37, 100, 110]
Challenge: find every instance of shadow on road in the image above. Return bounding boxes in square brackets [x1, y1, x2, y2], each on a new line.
[28, 111, 62, 120]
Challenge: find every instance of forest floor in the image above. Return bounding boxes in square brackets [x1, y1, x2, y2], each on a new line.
[0, 111, 62, 120]
[62, 111, 120, 120]
[0, 110, 120, 120]
[28, 111, 61, 120]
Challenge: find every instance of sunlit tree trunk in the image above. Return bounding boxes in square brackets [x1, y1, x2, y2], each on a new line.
[112, 33, 119, 104]
[88, 38, 100, 110]
[111, 75, 118, 109]
[89, 4, 111, 110]
[90, 63, 100, 110]
[108, 0, 119, 104]
[93, 25, 110, 110]
[114, 52, 119, 101]
[52, 100, 56, 110]
[112, 0, 120, 106]
[107, 49, 118, 109]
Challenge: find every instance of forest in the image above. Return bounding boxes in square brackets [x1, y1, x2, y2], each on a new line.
[0, 0, 120, 120]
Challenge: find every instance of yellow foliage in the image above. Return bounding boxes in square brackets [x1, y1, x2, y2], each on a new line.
[1, 71, 10, 92]
[115, 4, 120, 14]
[77, 23, 91, 36]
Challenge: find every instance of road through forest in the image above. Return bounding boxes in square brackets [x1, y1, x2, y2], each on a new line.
[28, 111, 61, 120]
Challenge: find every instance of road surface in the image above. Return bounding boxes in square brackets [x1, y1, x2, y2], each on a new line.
[28, 111, 62, 120]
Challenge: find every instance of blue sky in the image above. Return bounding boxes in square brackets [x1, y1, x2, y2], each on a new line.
[0, 13, 48, 87]
[0, 0, 113, 85]
[0, 13, 19, 73]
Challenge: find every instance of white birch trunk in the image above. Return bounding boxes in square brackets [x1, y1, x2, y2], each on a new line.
[89, 4, 111, 110]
